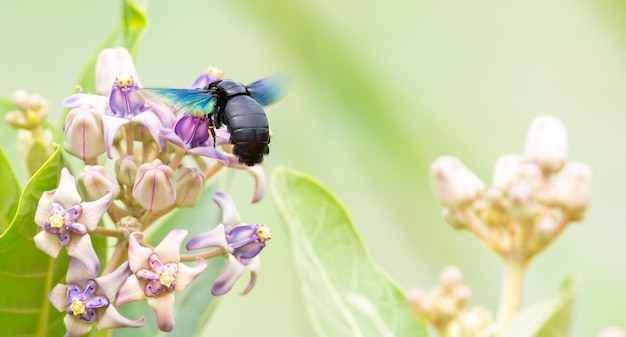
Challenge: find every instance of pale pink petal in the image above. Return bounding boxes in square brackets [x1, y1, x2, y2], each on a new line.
[97, 261, 131, 300]
[158, 128, 186, 148]
[54, 168, 81, 207]
[96, 306, 146, 329]
[145, 102, 176, 128]
[185, 225, 228, 251]
[62, 93, 109, 112]
[102, 115, 129, 159]
[67, 235, 99, 278]
[247, 164, 266, 203]
[175, 258, 207, 292]
[66, 257, 97, 284]
[47, 284, 68, 312]
[153, 229, 187, 264]
[132, 112, 166, 150]
[127, 232, 152, 271]
[211, 191, 241, 227]
[34, 191, 54, 226]
[115, 274, 146, 306]
[63, 314, 93, 337]
[240, 256, 260, 296]
[79, 191, 112, 231]
[211, 254, 247, 296]
[214, 127, 231, 146]
[34, 231, 62, 258]
[147, 293, 176, 332]
[188, 146, 229, 164]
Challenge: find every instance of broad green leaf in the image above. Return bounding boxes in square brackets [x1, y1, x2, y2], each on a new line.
[113, 185, 225, 337]
[0, 145, 69, 337]
[26, 140, 49, 178]
[0, 147, 20, 233]
[502, 275, 578, 337]
[121, 0, 149, 58]
[272, 166, 429, 337]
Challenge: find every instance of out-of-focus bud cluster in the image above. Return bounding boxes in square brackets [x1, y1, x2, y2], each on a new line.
[407, 266, 493, 337]
[597, 327, 626, 337]
[5, 90, 49, 130]
[429, 116, 591, 259]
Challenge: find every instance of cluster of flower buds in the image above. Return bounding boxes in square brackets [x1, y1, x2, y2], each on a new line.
[407, 266, 493, 337]
[429, 116, 592, 260]
[27, 47, 277, 336]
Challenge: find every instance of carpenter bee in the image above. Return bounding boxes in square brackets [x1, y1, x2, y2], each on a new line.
[141, 75, 286, 166]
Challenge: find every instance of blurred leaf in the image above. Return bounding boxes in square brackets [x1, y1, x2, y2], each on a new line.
[0, 147, 20, 233]
[121, 0, 149, 58]
[113, 186, 225, 337]
[502, 275, 578, 337]
[272, 166, 429, 337]
[0, 145, 69, 337]
[26, 140, 49, 178]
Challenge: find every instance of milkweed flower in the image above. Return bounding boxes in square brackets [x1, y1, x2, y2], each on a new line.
[158, 114, 229, 163]
[186, 191, 271, 295]
[48, 258, 145, 337]
[115, 229, 206, 332]
[34, 168, 112, 276]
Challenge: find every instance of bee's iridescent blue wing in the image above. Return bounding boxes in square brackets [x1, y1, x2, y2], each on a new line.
[246, 75, 290, 106]
[137, 88, 217, 118]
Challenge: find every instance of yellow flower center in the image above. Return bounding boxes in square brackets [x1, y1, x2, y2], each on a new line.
[206, 66, 224, 79]
[159, 270, 176, 288]
[48, 212, 65, 229]
[69, 299, 86, 316]
[115, 75, 134, 88]
[256, 224, 272, 242]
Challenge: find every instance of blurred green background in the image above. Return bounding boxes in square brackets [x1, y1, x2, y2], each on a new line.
[1, 0, 625, 336]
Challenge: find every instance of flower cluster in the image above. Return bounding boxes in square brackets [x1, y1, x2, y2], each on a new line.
[23, 47, 279, 336]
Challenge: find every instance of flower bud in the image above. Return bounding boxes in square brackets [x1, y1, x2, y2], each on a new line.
[492, 155, 521, 190]
[95, 47, 141, 96]
[175, 167, 205, 208]
[190, 66, 224, 89]
[5, 90, 49, 130]
[63, 105, 105, 161]
[78, 165, 121, 201]
[132, 159, 176, 212]
[523, 116, 568, 174]
[551, 162, 592, 219]
[430, 156, 484, 209]
[115, 155, 138, 186]
[439, 266, 463, 291]
[117, 216, 141, 238]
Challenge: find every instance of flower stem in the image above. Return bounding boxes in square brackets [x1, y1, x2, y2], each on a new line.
[92, 226, 121, 238]
[125, 125, 134, 156]
[497, 258, 528, 332]
[204, 162, 224, 180]
[169, 150, 185, 171]
[461, 207, 499, 252]
[180, 248, 225, 262]
[102, 241, 127, 276]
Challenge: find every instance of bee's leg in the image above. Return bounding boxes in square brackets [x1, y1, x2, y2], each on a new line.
[208, 117, 217, 147]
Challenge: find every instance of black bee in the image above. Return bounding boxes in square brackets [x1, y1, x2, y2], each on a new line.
[141, 75, 286, 166]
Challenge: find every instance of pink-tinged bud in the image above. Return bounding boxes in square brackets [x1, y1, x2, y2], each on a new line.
[63, 105, 105, 161]
[552, 162, 592, 219]
[95, 47, 141, 96]
[115, 155, 138, 186]
[132, 159, 176, 212]
[439, 266, 463, 291]
[523, 116, 568, 174]
[5, 90, 49, 130]
[78, 165, 121, 201]
[492, 155, 522, 190]
[175, 167, 205, 208]
[430, 156, 484, 209]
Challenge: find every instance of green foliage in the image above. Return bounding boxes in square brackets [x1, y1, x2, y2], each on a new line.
[121, 0, 149, 58]
[272, 166, 429, 337]
[503, 276, 578, 337]
[0, 145, 69, 337]
[26, 140, 49, 178]
[0, 147, 20, 232]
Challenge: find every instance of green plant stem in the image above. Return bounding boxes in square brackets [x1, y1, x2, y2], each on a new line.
[497, 258, 528, 333]
[180, 248, 225, 262]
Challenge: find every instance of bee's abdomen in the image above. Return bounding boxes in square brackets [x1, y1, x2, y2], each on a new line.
[223, 95, 270, 166]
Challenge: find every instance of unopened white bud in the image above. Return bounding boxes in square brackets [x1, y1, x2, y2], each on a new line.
[439, 266, 463, 291]
[430, 156, 484, 209]
[552, 162, 592, 219]
[492, 154, 522, 190]
[79, 165, 121, 201]
[523, 116, 568, 174]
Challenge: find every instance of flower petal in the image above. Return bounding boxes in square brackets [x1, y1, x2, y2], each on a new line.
[62, 93, 109, 112]
[63, 314, 93, 337]
[132, 112, 166, 150]
[34, 231, 62, 258]
[154, 229, 187, 264]
[214, 127, 231, 146]
[211, 191, 241, 227]
[97, 261, 131, 300]
[158, 128, 186, 148]
[146, 101, 176, 129]
[79, 191, 112, 231]
[34, 191, 54, 226]
[185, 224, 228, 251]
[115, 274, 146, 306]
[175, 258, 207, 292]
[47, 284, 68, 312]
[211, 254, 247, 296]
[67, 235, 100, 279]
[239, 256, 260, 296]
[147, 293, 176, 332]
[96, 305, 146, 329]
[247, 164, 266, 203]
[53, 168, 82, 207]
[102, 115, 129, 159]
[96, 47, 141, 96]
[188, 146, 229, 164]
[127, 232, 152, 271]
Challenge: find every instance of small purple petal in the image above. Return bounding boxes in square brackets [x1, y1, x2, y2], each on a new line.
[85, 295, 109, 309]
[144, 279, 164, 296]
[188, 146, 229, 164]
[137, 268, 160, 280]
[186, 224, 228, 251]
[158, 128, 186, 148]
[233, 241, 265, 264]
[65, 221, 87, 235]
[211, 191, 241, 227]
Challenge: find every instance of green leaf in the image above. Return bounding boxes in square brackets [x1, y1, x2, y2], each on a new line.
[0, 147, 20, 233]
[121, 0, 149, 58]
[26, 140, 50, 178]
[113, 186, 225, 337]
[0, 145, 69, 337]
[272, 166, 429, 337]
[502, 275, 579, 337]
